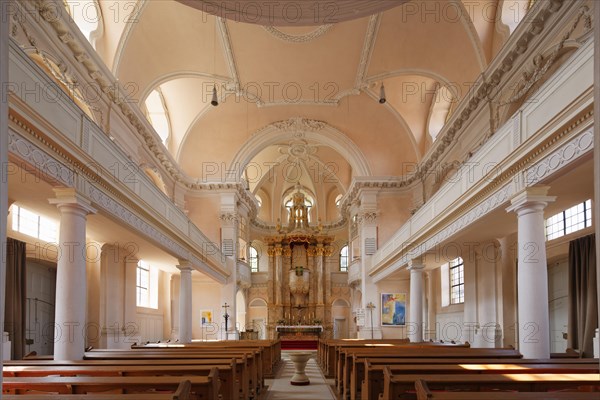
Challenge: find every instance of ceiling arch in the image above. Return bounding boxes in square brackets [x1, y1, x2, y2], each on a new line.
[230, 117, 372, 180]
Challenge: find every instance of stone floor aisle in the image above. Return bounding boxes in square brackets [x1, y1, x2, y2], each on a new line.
[263, 351, 336, 400]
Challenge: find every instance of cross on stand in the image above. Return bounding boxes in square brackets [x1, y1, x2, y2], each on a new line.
[366, 302, 376, 339]
[222, 303, 230, 333]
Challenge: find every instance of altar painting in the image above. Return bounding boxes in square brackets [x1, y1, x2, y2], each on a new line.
[381, 293, 406, 326]
[201, 309, 213, 325]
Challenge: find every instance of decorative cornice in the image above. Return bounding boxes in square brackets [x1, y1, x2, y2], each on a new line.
[263, 25, 333, 43]
[354, 14, 381, 90]
[219, 212, 238, 223]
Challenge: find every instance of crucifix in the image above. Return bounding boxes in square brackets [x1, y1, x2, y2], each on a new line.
[292, 304, 305, 325]
[222, 303, 230, 333]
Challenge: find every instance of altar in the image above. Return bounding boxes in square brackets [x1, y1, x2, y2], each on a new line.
[276, 325, 323, 337]
[276, 325, 322, 350]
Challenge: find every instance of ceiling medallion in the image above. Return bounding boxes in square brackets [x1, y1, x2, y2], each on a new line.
[263, 25, 333, 43]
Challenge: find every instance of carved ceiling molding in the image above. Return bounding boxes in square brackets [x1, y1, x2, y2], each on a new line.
[354, 13, 381, 90]
[263, 25, 333, 43]
[217, 18, 241, 91]
[231, 117, 372, 178]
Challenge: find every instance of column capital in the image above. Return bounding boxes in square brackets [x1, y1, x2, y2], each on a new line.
[177, 260, 194, 272]
[408, 258, 425, 271]
[506, 186, 556, 215]
[49, 188, 96, 215]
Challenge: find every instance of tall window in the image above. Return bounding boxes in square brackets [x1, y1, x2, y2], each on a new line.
[449, 257, 464, 304]
[249, 246, 259, 273]
[136, 261, 158, 309]
[546, 200, 592, 241]
[339, 245, 349, 272]
[11, 205, 58, 242]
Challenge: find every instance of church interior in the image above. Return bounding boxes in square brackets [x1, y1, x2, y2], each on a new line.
[1, 0, 600, 398]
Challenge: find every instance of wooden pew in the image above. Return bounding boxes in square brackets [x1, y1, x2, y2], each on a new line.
[134, 339, 281, 378]
[337, 345, 515, 399]
[381, 367, 600, 400]
[414, 379, 599, 400]
[2, 380, 191, 400]
[4, 360, 237, 400]
[363, 361, 599, 400]
[3, 370, 219, 399]
[84, 349, 256, 399]
[318, 339, 411, 377]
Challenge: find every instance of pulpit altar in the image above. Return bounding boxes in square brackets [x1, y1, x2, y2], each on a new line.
[276, 325, 323, 350]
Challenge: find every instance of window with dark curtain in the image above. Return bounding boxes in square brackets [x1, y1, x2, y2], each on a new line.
[4, 237, 26, 359]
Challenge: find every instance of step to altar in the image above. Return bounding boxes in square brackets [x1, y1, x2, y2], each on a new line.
[281, 339, 318, 350]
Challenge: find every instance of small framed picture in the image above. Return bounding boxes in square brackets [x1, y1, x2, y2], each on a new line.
[201, 309, 213, 326]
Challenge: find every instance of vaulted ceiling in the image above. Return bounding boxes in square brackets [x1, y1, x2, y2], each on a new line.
[89, 0, 519, 221]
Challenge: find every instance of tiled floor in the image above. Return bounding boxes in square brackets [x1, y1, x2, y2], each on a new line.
[263, 351, 336, 400]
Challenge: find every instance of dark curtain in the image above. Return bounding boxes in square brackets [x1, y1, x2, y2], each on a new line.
[4, 237, 26, 360]
[567, 234, 598, 358]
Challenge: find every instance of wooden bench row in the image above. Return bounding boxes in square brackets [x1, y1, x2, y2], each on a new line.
[382, 368, 600, 400]
[413, 378, 599, 400]
[2, 372, 218, 399]
[7, 340, 281, 399]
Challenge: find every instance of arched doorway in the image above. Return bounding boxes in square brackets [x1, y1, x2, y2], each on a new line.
[236, 290, 246, 333]
[247, 298, 268, 339]
[332, 298, 351, 339]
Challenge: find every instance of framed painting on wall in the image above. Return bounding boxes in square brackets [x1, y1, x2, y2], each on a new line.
[381, 293, 406, 326]
[201, 309, 213, 326]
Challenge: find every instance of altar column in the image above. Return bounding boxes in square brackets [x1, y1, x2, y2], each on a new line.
[315, 244, 324, 305]
[506, 186, 555, 359]
[49, 188, 96, 360]
[275, 244, 283, 305]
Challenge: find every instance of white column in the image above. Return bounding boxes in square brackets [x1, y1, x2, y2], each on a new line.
[426, 271, 436, 340]
[177, 261, 193, 343]
[123, 255, 139, 341]
[1, 0, 9, 382]
[507, 186, 555, 359]
[408, 259, 425, 342]
[49, 189, 96, 360]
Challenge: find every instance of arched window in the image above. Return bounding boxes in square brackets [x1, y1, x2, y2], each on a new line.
[249, 246, 259, 273]
[428, 85, 454, 141]
[145, 89, 171, 145]
[339, 245, 349, 272]
[64, 0, 103, 47]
